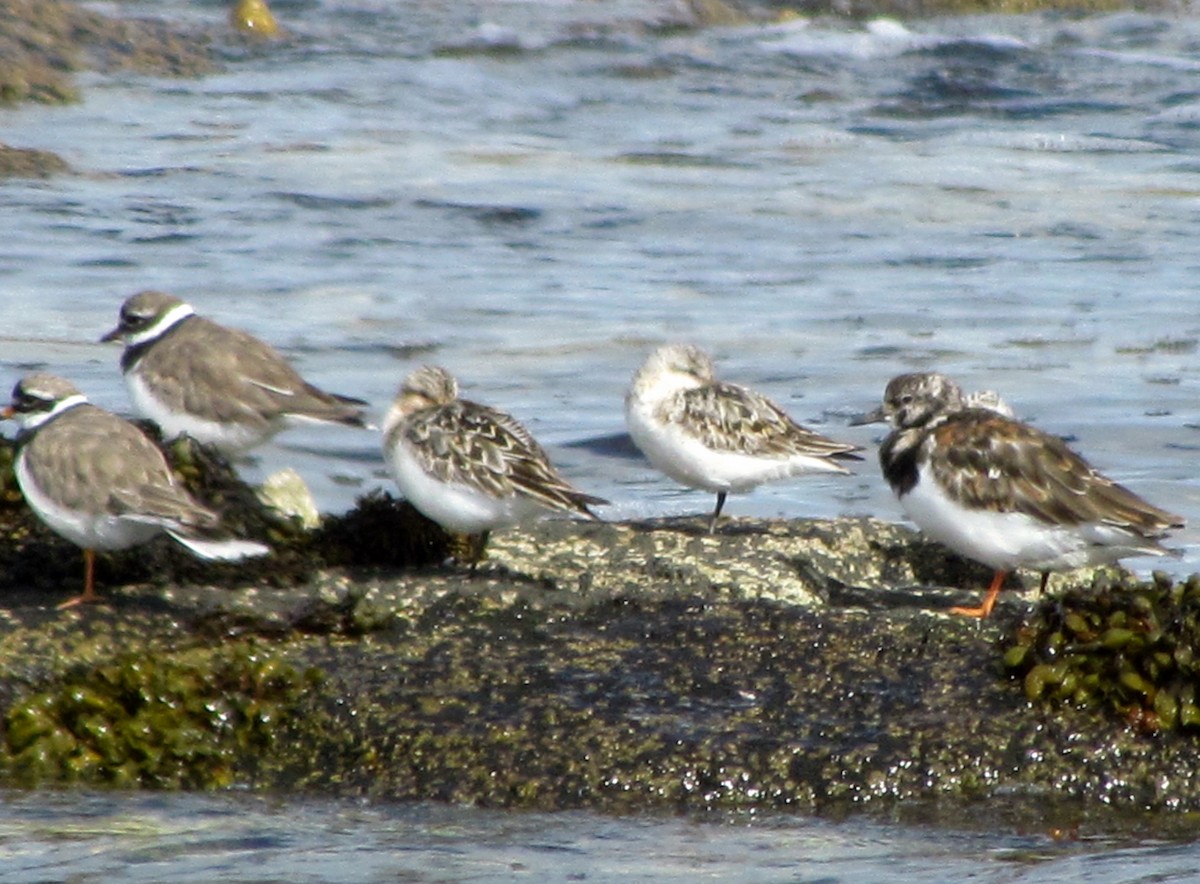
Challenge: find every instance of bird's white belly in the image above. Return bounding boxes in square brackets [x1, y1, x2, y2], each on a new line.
[126, 370, 270, 453]
[16, 451, 160, 552]
[901, 465, 1160, 572]
[626, 400, 840, 493]
[385, 440, 540, 535]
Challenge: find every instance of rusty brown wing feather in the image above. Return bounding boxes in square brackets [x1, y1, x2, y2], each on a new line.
[930, 413, 1183, 535]
[405, 400, 605, 516]
[668, 382, 862, 460]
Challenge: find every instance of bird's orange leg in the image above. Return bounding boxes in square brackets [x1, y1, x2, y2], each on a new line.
[950, 569, 1007, 619]
[57, 548, 102, 610]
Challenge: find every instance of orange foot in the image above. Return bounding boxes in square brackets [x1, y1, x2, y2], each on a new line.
[57, 548, 105, 610]
[56, 591, 105, 611]
[949, 569, 1007, 619]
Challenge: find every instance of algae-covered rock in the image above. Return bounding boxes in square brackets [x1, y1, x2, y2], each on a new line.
[1, 639, 314, 789]
[4, 432, 1200, 819]
[0, 143, 70, 178]
[1004, 571, 1200, 732]
[0, 0, 216, 110]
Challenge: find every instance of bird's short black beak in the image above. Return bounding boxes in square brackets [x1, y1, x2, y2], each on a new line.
[849, 406, 887, 427]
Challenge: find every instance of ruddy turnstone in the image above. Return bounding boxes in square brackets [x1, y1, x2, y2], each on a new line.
[625, 344, 863, 532]
[382, 365, 607, 562]
[2, 373, 269, 608]
[859, 371, 1184, 619]
[101, 290, 369, 455]
[964, 388, 1014, 418]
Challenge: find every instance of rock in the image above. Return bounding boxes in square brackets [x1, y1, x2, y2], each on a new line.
[229, 0, 280, 40]
[0, 143, 70, 178]
[257, 469, 321, 531]
[0, 0, 216, 110]
[2, 448, 1198, 825]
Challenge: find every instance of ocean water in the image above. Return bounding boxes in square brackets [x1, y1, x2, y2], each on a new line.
[4, 0, 1200, 875]
[3, 789, 1200, 883]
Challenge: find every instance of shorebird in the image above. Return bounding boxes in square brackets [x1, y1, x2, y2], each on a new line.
[101, 289, 369, 455]
[859, 371, 1184, 618]
[3, 373, 269, 607]
[625, 343, 862, 532]
[382, 365, 606, 564]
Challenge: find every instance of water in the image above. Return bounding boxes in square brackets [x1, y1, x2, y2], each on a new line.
[4, 1, 1200, 875]
[2, 789, 1199, 883]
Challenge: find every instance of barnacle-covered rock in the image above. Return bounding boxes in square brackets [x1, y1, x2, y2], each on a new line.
[6, 432, 1200, 823]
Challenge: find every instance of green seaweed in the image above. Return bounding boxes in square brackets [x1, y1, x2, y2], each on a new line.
[1003, 571, 1200, 732]
[1, 641, 316, 789]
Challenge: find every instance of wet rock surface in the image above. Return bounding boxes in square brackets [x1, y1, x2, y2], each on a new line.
[0, 144, 70, 179]
[0, 0, 216, 108]
[1, 432, 1198, 832]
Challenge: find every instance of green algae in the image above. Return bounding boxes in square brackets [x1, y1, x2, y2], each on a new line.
[6, 433, 1200, 817]
[1, 640, 315, 789]
[255, 594, 1008, 811]
[1003, 571, 1200, 733]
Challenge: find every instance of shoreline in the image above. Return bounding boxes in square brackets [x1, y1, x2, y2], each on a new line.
[3, 485, 1198, 828]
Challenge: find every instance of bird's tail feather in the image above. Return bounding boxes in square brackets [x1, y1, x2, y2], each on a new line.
[167, 531, 269, 561]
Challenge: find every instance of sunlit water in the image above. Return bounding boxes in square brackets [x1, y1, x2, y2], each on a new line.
[4, 789, 1200, 883]
[4, 1, 1200, 875]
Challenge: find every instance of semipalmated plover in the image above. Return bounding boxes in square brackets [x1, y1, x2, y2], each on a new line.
[101, 290, 369, 455]
[2, 373, 269, 607]
[625, 344, 862, 532]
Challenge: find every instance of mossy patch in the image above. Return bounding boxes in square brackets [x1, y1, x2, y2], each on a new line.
[1, 640, 316, 789]
[1004, 571, 1200, 732]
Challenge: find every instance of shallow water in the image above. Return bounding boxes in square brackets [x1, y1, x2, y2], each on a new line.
[3, 789, 1200, 884]
[4, 0, 1200, 874]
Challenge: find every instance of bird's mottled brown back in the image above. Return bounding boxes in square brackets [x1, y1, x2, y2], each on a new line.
[402, 399, 603, 515]
[928, 411, 1183, 535]
[661, 381, 860, 461]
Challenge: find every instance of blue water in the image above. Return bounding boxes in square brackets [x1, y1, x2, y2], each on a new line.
[2, 789, 1199, 883]
[4, 1, 1200, 874]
